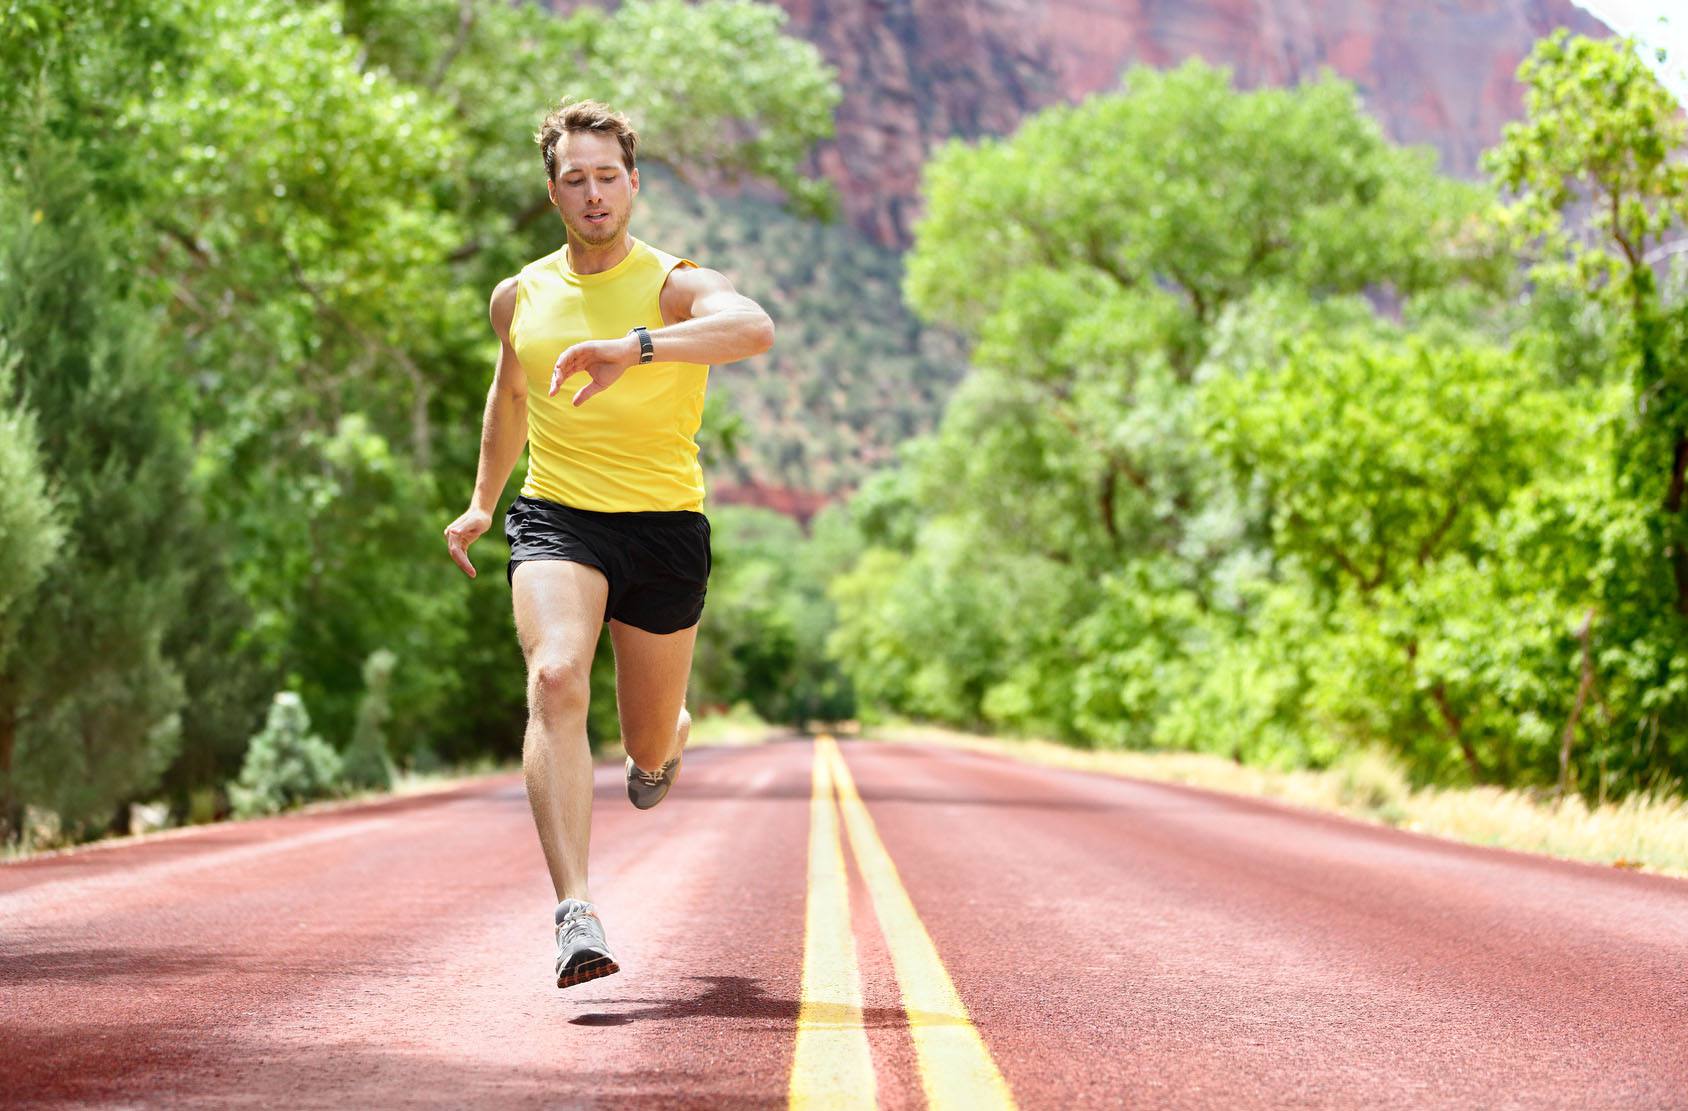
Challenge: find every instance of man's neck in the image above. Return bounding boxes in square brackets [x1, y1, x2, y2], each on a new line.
[565, 232, 634, 276]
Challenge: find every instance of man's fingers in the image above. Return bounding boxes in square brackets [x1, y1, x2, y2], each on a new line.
[445, 530, 478, 578]
[573, 380, 603, 407]
[550, 348, 572, 396]
[551, 349, 585, 397]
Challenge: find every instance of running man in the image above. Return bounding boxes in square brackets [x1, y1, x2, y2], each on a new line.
[441, 99, 774, 989]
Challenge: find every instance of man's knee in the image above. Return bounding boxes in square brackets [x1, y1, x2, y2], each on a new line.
[528, 654, 592, 720]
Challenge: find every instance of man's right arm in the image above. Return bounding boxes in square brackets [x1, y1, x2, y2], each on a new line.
[444, 276, 529, 579]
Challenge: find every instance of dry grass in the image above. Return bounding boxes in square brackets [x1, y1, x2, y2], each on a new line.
[684, 704, 787, 748]
[20, 714, 1679, 880]
[868, 722, 1688, 880]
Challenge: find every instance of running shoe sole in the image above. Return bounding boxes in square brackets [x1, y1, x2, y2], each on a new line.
[557, 953, 621, 989]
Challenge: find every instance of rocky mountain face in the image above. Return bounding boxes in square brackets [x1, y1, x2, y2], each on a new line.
[754, 0, 1606, 244]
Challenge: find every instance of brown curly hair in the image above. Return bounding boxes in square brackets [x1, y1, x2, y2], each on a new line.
[535, 99, 639, 181]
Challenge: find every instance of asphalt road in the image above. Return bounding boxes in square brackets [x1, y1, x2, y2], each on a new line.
[2, 736, 1685, 1109]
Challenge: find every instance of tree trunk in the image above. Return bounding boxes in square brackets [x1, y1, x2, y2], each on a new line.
[1430, 683, 1483, 784]
[1557, 607, 1598, 802]
[1097, 467, 1119, 547]
[1667, 433, 1688, 616]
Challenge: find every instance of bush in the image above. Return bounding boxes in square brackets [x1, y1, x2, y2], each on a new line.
[228, 692, 343, 817]
[341, 649, 397, 791]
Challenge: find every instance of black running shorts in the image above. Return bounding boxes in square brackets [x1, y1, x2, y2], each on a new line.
[504, 494, 712, 634]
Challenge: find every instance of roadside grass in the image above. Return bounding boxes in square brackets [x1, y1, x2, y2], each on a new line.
[864, 721, 1688, 880]
[683, 702, 788, 747]
[29, 708, 1675, 881]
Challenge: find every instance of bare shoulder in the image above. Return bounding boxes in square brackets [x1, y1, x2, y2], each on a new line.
[489, 275, 520, 340]
[664, 263, 730, 290]
[659, 264, 743, 324]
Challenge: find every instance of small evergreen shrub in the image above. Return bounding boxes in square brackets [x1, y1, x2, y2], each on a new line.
[341, 649, 396, 791]
[229, 692, 343, 817]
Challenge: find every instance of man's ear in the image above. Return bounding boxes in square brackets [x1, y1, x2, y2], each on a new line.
[546, 177, 557, 207]
[629, 167, 639, 197]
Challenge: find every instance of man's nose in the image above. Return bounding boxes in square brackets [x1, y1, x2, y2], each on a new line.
[585, 179, 603, 204]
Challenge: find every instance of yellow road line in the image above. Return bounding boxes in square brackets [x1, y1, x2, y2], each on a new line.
[821, 736, 1017, 1111]
[790, 733, 877, 1110]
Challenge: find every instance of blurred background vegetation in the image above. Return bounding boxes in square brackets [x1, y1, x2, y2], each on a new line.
[2, 0, 1685, 848]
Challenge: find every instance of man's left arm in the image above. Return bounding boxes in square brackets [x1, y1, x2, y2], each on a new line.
[552, 267, 774, 406]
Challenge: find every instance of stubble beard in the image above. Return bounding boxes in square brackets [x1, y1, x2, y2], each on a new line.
[569, 208, 631, 249]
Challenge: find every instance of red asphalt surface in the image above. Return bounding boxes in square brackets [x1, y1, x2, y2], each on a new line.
[2, 737, 1685, 1109]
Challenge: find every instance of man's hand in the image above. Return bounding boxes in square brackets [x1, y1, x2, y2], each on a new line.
[550, 335, 639, 407]
[443, 505, 493, 579]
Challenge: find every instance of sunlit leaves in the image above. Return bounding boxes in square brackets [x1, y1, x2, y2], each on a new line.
[1204, 340, 1560, 596]
[1485, 29, 1688, 306]
[828, 39, 1688, 799]
[906, 62, 1491, 343]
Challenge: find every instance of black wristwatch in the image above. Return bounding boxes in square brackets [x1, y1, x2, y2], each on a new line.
[628, 325, 654, 364]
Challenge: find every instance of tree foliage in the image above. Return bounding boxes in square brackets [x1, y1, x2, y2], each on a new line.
[0, 151, 204, 836]
[828, 42, 1688, 801]
[0, 0, 842, 843]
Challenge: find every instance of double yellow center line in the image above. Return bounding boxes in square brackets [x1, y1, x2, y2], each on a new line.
[790, 736, 1016, 1110]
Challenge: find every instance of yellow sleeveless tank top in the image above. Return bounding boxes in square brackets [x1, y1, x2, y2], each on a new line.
[509, 237, 708, 512]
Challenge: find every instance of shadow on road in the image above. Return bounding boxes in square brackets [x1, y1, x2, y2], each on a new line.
[569, 973, 796, 1027]
[0, 945, 403, 985]
[0, 946, 233, 984]
[570, 973, 964, 1030]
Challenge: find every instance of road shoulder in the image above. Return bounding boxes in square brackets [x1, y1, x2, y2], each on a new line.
[863, 722, 1688, 882]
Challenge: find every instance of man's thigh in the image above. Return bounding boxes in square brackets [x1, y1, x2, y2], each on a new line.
[511, 560, 611, 666]
[607, 618, 698, 742]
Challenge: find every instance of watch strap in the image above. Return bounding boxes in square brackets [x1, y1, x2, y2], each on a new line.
[629, 325, 654, 364]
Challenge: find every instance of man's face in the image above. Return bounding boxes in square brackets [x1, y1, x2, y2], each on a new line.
[546, 130, 638, 247]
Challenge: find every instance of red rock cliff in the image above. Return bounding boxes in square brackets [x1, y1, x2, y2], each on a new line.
[785, 0, 1607, 243]
[558, 0, 1607, 245]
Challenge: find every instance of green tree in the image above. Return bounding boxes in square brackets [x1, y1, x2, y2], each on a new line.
[131, 0, 842, 765]
[0, 344, 67, 826]
[693, 506, 855, 727]
[1205, 340, 1556, 600]
[1482, 31, 1688, 795]
[1486, 30, 1688, 604]
[832, 63, 1495, 742]
[209, 411, 466, 752]
[1486, 30, 1688, 318]
[1204, 338, 1569, 783]
[0, 154, 200, 839]
[893, 63, 1494, 598]
[0, 0, 854, 830]
[0, 344, 62, 655]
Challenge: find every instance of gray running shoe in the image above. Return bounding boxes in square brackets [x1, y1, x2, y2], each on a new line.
[625, 753, 681, 810]
[554, 898, 619, 989]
